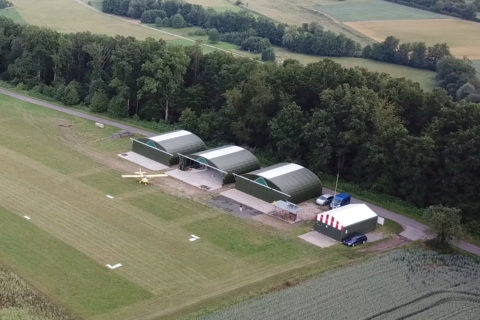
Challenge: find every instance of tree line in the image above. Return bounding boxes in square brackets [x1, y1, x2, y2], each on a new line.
[386, 0, 480, 21]
[0, 17, 478, 236]
[102, 0, 361, 57]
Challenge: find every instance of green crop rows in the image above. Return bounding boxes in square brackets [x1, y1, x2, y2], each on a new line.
[202, 249, 480, 319]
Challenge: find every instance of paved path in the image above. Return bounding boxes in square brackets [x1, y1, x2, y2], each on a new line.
[2, 87, 479, 257]
[0, 88, 155, 136]
[324, 188, 480, 256]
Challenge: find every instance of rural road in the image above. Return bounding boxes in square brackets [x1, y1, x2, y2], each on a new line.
[0, 88, 155, 137]
[1, 87, 479, 257]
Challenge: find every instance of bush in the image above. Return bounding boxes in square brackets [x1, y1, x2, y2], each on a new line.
[208, 28, 220, 43]
[155, 17, 170, 27]
[107, 95, 128, 118]
[62, 81, 82, 105]
[170, 13, 186, 28]
[241, 36, 271, 53]
[89, 91, 109, 113]
[261, 47, 276, 61]
[140, 9, 166, 23]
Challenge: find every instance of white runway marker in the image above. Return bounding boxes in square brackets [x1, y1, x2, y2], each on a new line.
[106, 195, 114, 199]
[23, 216, 31, 220]
[106, 263, 122, 270]
[189, 234, 200, 242]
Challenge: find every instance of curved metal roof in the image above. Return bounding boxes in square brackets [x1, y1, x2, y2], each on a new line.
[243, 163, 322, 203]
[144, 130, 206, 155]
[316, 204, 377, 228]
[191, 145, 260, 174]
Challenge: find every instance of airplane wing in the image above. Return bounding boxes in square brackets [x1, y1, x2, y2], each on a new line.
[122, 175, 142, 178]
[145, 174, 168, 178]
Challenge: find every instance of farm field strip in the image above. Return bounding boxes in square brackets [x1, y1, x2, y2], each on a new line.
[314, 0, 447, 22]
[344, 18, 480, 59]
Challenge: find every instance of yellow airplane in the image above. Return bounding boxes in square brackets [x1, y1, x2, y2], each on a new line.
[122, 168, 167, 185]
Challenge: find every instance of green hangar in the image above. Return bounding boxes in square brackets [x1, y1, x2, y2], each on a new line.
[131, 130, 206, 165]
[235, 163, 322, 204]
[314, 204, 378, 241]
[179, 145, 260, 184]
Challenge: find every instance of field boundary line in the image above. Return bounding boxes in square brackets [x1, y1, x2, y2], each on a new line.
[73, 0, 248, 58]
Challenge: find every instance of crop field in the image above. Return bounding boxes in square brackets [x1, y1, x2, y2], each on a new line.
[202, 249, 480, 319]
[313, 0, 447, 22]
[346, 19, 480, 59]
[11, 0, 177, 40]
[0, 94, 364, 319]
[0, 265, 75, 320]
[274, 47, 437, 91]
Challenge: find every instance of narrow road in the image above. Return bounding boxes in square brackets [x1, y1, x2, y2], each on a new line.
[0, 88, 155, 136]
[1, 87, 479, 257]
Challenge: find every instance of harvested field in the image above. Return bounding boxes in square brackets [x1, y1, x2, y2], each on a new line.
[346, 19, 480, 59]
[201, 249, 480, 320]
[314, 0, 446, 22]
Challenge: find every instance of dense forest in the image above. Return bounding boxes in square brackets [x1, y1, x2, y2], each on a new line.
[387, 0, 480, 21]
[0, 17, 478, 235]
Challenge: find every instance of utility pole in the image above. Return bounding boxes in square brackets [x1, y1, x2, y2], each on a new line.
[333, 172, 339, 199]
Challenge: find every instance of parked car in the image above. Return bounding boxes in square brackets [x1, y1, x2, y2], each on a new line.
[316, 194, 333, 206]
[330, 193, 351, 209]
[342, 233, 367, 247]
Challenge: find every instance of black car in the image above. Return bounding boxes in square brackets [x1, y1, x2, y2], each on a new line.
[342, 233, 367, 247]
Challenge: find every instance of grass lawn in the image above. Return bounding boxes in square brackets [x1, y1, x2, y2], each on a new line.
[0, 93, 362, 319]
[473, 60, 480, 75]
[0, 7, 26, 24]
[346, 18, 480, 59]
[314, 0, 447, 22]
[274, 47, 437, 91]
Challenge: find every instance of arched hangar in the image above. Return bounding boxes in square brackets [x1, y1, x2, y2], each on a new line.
[179, 145, 260, 184]
[235, 163, 322, 204]
[132, 130, 206, 165]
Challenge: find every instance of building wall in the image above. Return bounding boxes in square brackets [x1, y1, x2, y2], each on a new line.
[314, 221, 343, 241]
[314, 216, 377, 241]
[132, 140, 174, 165]
[235, 176, 291, 203]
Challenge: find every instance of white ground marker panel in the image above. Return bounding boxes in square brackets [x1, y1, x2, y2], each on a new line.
[23, 216, 31, 220]
[106, 195, 114, 199]
[106, 263, 122, 270]
[189, 234, 200, 242]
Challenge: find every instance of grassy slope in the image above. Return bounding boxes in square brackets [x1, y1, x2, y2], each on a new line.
[0, 93, 361, 319]
[0, 7, 26, 24]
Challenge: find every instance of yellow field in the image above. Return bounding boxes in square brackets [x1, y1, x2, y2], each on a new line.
[346, 18, 480, 59]
[11, 0, 176, 40]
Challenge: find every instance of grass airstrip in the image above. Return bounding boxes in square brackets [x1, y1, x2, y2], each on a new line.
[0, 94, 363, 319]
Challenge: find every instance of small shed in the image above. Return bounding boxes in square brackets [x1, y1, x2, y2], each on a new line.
[235, 163, 322, 204]
[314, 204, 378, 241]
[131, 130, 205, 165]
[179, 145, 260, 184]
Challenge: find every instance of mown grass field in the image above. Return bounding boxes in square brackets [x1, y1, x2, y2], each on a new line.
[202, 249, 480, 319]
[0, 94, 364, 319]
[314, 0, 447, 22]
[0, 7, 26, 24]
[346, 18, 480, 59]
